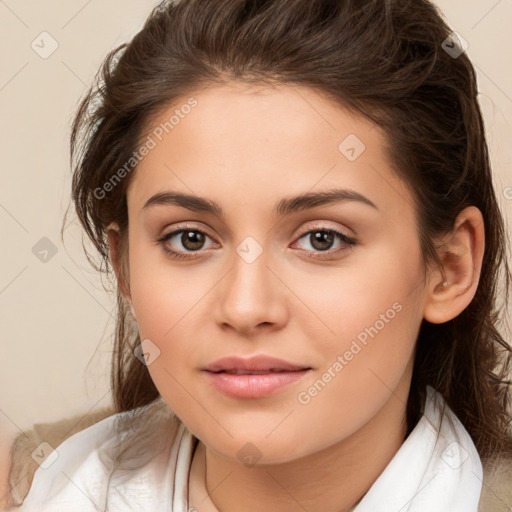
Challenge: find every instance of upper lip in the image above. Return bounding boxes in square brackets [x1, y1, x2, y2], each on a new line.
[203, 355, 312, 373]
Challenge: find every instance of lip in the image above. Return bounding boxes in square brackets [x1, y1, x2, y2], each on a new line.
[202, 355, 313, 399]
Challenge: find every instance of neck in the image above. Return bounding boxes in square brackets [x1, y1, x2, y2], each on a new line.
[189, 375, 414, 512]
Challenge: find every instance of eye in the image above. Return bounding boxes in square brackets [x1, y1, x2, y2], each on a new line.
[157, 225, 216, 259]
[156, 224, 357, 260]
[292, 228, 357, 258]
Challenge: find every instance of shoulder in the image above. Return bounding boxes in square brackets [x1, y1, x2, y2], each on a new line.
[426, 387, 512, 511]
[13, 408, 120, 512]
[479, 455, 512, 512]
[11, 397, 182, 512]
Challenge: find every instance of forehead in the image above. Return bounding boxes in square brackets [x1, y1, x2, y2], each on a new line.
[127, 82, 414, 220]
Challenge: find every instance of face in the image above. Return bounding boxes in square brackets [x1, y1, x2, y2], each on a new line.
[123, 82, 430, 463]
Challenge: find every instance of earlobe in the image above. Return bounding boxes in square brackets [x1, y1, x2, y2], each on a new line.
[423, 206, 485, 324]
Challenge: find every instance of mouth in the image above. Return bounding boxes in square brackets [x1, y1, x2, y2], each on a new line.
[201, 355, 313, 398]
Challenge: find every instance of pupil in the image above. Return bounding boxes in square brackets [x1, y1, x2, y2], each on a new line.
[311, 231, 333, 250]
[182, 231, 204, 250]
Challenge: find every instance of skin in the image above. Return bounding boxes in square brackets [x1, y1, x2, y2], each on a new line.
[108, 82, 485, 512]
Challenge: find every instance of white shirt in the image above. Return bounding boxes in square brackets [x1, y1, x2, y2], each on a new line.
[17, 385, 483, 511]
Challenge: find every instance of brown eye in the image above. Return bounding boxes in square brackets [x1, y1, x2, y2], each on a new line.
[292, 228, 357, 259]
[157, 227, 216, 259]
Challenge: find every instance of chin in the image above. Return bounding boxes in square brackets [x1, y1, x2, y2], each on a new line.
[199, 431, 315, 466]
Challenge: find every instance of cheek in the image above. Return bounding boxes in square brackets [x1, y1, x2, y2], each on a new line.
[300, 244, 423, 407]
[292, 286, 420, 452]
[309, 235, 423, 345]
[126, 247, 196, 398]
[127, 253, 208, 415]
[128, 235, 207, 338]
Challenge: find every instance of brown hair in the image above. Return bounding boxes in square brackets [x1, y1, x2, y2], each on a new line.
[66, 0, 512, 464]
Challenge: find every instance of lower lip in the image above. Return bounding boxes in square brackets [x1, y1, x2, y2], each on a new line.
[203, 370, 312, 399]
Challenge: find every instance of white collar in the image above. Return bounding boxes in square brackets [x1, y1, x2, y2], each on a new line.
[173, 385, 483, 512]
[352, 385, 483, 511]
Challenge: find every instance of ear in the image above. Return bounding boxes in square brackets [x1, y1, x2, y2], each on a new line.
[107, 222, 136, 320]
[423, 206, 485, 324]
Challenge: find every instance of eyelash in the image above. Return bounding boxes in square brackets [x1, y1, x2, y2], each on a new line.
[156, 224, 358, 260]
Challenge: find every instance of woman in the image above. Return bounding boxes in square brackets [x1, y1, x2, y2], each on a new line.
[10, 0, 512, 510]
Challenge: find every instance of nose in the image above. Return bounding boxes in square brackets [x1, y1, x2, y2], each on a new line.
[213, 247, 289, 336]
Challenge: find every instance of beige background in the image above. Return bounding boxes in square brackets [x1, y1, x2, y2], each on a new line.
[1, 0, 511, 445]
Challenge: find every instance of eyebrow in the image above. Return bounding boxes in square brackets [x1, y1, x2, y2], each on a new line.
[142, 188, 379, 216]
